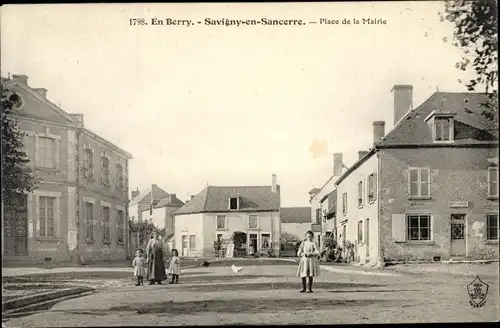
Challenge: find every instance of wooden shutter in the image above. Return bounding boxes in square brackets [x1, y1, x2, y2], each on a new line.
[392, 214, 407, 242]
[430, 215, 438, 241]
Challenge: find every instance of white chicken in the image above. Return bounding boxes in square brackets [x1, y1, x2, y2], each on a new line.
[231, 264, 243, 275]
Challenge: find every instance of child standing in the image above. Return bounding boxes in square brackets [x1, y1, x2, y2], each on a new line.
[168, 249, 181, 284]
[132, 249, 146, 286]
[296, 230, 320, 293]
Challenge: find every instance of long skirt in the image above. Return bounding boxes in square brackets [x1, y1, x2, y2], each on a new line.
[296, 256, 320, 277]
[147, 249, 167, 281]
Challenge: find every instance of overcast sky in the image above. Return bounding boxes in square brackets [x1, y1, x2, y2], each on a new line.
[1, 2, 475, 206]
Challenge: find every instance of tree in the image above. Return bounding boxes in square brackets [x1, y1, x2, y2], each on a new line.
[1, 84, 39, 206]
[439, 0, 498, 128]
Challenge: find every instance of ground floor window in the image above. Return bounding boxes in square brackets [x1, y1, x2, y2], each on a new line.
[189, 234, 196, 249]
[487, 214, 499, 240]
[39, 196, 55, 237]
[357, 221, 363, 243]
[85, 202, 94, 241]
[261, 233, 270, 248]
[407, 214, 431, 241]
[117, 210, 124, 243]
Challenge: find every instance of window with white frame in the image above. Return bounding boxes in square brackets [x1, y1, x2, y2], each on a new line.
[117, 210, 124, 243]
[116, 163, 125, 189]
[38, 137, 56, 168]
[342, 192, 347, 215]
[84, 148, 94, 179]
[368, 173, 377, 202]
[101, 156, 110, 185]
[102, 206, 110, 241]
[407, 214, 431, 241]
[39, 197, 55, 237]
[249, 233, 258, 249]
[408, 168, 430, 198]
[189, 235, 196, 249]
[85, 202, 94, 241]
[249, 215, 258, 229]
[433, 117, 453, 142]
[216, 215, 226, 229]
[488, 166, 498, 198]
[357, 180, 363, 207]
[486, 214, 498, 240]
[261, 233, 270, 248]
[357, 220, 363, 243]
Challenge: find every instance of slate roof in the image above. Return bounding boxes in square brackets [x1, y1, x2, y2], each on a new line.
[378, 92, 497, 147]
[130, 184, 170, 206]
[174, 185, 281, 215]
[154, 195, 185, 208]
[336, 91, 498, 186]
[280, 207, 311, 224]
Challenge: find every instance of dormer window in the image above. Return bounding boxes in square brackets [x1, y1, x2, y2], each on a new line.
[424, 110, 457, 142]
[229, 197, 240, 210]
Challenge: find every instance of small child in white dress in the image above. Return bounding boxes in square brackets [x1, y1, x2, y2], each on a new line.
[296, 230, 320, 293]
[132, 248, 146, 286]
[168, 249, 181, 284]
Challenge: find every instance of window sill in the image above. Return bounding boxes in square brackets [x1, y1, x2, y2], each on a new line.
[248, 227, 259, 230]
[408, 196, 432, 201]
[216, 228, 228, 231]
[36, 236, 59, 242]
[102, 240, 111, 245]
[487, 196, 499, 201]
[117, 241, 124, 245]
[188, 248, 197, 251]
[36, 167, 59, 172]
[407, 240, 435, 245]
[358, 204, 364, 209]
[368, 199, 376, 204]
[85, 238, 95, 245]
[485, 240, 499, 245]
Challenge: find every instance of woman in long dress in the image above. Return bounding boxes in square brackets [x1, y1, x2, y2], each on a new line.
[146, 230, 169, 285]
[296, 230, 320, 293]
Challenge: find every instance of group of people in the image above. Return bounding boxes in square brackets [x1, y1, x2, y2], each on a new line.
[132, 229, 321, 293]
[132, 230, 181, 286]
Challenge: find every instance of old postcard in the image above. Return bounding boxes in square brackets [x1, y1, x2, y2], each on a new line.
[1, 1, 498, 326]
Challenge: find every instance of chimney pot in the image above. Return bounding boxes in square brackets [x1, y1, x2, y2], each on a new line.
[358, 151, 369, 160]
[12, 74, 28, 85]
[391, 85, 413, 125]
[271, 174, 277, 192]
[333, 153, 343, 176]
[372, 121, 386, 145]
[191, 195, 196, 200]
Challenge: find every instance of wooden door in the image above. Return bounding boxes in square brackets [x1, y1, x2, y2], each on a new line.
[3, 195, 28, 256]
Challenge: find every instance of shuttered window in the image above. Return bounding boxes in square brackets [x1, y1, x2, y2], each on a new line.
[85, 202, 94, 241]
[488, 167, 498, 198]
[392, 214, 406, 242]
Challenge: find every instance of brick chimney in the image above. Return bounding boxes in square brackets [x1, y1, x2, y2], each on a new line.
[271, 174, 277, 192]
[131, 187, 140, 198]
[71, 114, 84, 125]
[33, 88, 47, 98]
[373, 121, 385, 145]
[333, 153, 343, 177]
[391, 85, 413, 125]
[12, 74, 28, 85]
[358, 151, 368, 160]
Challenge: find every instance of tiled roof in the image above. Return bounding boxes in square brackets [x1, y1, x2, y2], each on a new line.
[154, 195, 185, 208]
[130, 184, 170, 206]
[379, 92, 497, 147]
[174, 185, 280, 215]
[280, 207, 311, 223]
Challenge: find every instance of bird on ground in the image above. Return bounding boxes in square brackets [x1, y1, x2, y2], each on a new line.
[231, 264, 243, 275]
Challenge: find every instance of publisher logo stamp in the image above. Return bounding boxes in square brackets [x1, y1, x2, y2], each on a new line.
[467, 275, 488, 307]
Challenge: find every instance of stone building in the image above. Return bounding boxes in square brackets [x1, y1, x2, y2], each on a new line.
[2, 74, 132, 263]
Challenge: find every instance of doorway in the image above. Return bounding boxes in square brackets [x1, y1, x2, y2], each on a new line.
[181, 235, 188, 256]
[450, 214, 466, 257]
[3, 194, 28, 256]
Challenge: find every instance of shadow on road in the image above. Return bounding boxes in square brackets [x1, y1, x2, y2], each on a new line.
[58, 298, 399, 316]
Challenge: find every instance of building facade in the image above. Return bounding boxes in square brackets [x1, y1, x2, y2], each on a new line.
[173, 175, 281, 257]
[2, 74, 132, 263]
[309, 153, 344, 248]
[280, 207, 311, 240]
[335, 84, 499, 264]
